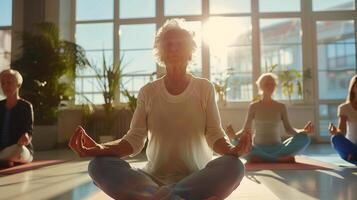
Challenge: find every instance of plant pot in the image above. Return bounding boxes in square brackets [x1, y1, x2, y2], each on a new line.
[218, 93, 227, 107]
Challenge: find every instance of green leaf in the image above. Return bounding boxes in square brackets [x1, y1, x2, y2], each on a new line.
[12, 22, 89, 124]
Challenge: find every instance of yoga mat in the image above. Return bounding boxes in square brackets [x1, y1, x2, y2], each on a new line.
[245, 156, 336, 171]
[0, 160, 66, 175]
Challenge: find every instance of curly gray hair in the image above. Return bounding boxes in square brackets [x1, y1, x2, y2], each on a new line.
[153, 18, 197, 67]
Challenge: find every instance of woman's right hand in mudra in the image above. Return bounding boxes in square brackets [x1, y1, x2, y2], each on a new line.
[328, 123, 340, 135]
[225, 124, 245, 141]
[230, 130, 252, 157]
[68, 126, 103, 157]
[303, 121, 314, 134]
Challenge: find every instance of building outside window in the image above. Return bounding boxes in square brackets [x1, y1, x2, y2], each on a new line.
[317, 20, 356, 136]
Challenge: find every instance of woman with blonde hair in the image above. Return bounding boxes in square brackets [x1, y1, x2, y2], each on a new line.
[226, 72, 313, 163]
[329, 75, 357, 165]
[0, 69, 34, 167]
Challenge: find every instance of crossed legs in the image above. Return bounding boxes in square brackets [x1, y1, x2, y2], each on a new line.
[88, 155, 245, 200]
[0, 144, 33, 166]
[331, 134, 357, 165]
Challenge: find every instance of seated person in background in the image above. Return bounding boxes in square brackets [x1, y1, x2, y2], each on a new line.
[69, 18, 252, 200]
[0, 69, 34, 167]
[329, 75, 357, 165]
[226, 72, 313, 163]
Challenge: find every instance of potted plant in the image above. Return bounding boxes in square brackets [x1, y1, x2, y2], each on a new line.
[121, 89, 137, 114]
[277, 69, 303, 101]
[268, 64, 303, 102]
[12, 22, 88, 149]
[83, 52, 124, 142]
[213, 72, 230, 106]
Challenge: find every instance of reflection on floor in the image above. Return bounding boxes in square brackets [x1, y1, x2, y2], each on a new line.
[0, 144, 356, 200]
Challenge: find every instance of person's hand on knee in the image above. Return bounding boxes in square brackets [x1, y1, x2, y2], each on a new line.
[17, 132, 31, 146]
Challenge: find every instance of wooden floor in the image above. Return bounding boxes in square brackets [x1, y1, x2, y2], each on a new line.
[0, 144, 356, 200]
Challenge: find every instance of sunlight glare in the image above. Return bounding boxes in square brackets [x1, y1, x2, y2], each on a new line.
[203, 18, 246, 49]
[203, 17, 251, 72]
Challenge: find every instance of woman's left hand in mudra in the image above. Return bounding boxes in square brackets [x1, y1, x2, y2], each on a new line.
[303, 121, 314, 134]
[229, 130, 252, 157]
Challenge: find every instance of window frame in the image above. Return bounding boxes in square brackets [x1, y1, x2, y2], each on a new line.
[72, 0, 357, 140]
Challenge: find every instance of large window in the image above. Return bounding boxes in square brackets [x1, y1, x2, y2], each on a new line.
[316, 20, 356, 136]
[119, 24, 156, 101]
[261, 18, 302, 100]
[75, 0, 157, 104]
[74, 0, 357, 138]
[120, 0, 155, 19]
[75, 0, 114, 104]
[164, 0, 201, 16]
[259, 0, 300, 12]
[0, 0, 12, 73]
[74, 0, 309, 104]
[210, 0, 251, 14]
[314, 1, 356, 137]
[75, 22, 114, 104]
[313, 0, 355, 11]
[317, 20, 355, 100]
[205, 17, 252, 102]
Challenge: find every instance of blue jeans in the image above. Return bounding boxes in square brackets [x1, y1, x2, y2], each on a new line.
[331, 134, 357, 165]
[88, 155, 245, 200]
[232, 133, 310, 162]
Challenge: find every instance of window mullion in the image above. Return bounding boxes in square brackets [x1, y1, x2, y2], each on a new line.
[202, 0, 210, 79]
[301, 0, 315, 104]
[114, 0, 120, 103]
[251, 0, 260, 97]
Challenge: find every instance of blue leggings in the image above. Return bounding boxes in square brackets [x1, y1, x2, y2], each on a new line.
[233, 133, 311, 162]
[88, 155, 245, 200]
[331, 134, 357, 165]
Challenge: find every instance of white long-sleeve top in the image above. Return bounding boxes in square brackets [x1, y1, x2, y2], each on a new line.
[122, 75, 225, 184]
